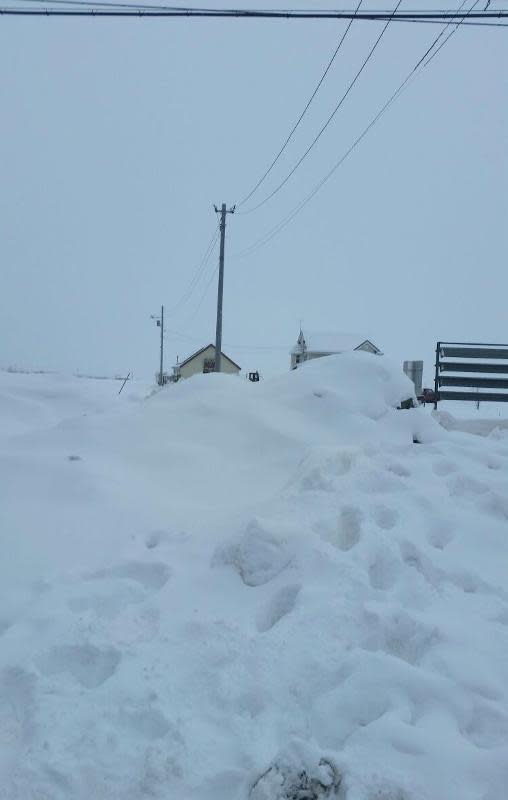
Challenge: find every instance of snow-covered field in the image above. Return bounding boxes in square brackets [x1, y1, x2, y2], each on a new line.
[1, 356, 508, 800]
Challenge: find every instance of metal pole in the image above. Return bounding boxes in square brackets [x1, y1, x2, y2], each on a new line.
[434, 341, 440, 410]
[160, 305, 164, 386]
[214, 204, 226, 373]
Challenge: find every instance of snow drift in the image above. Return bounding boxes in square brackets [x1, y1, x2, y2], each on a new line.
[0, 354, 507, 800]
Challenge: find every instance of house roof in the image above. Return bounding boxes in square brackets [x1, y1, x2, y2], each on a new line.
[291, 330, 381, 355]
[176, 343, 242, 371]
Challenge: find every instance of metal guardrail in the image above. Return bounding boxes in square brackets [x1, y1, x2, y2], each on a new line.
[434, 341, 508, 407]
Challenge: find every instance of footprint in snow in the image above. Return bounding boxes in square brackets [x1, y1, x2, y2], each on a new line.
[425, 520, 454, 550]
[481, 492, 508, 522]
[335, 506, 362, 551]
[363, 607, 439, 667]
[447, 474, 490, 498]
[432, 458, 457, 476]
[386, 461, 411, 478]
[0, 666, 37, 744]
[88, 560, 171, 592]
[68, 558, 170, 623]
[256, 584, 301, 633]
[117, 706, 172, 741]
[296, 447, 355, 493]
[214, 520, 293, 587]
[372, 504, 398, 531]
[398, 540, 442, 587]
[368, 551, 401, 591]
[144, 529, 188, 549]
[37, 643, 121, 689]
[319, 505, 362, 551]
[462, 702, 508, 749]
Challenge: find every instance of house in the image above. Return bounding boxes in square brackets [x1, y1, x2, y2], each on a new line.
[171, 344, 241, 382]
[290, 329, 382, 370]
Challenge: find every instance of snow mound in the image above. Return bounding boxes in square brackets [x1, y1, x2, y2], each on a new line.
[1, 355, 508, 799]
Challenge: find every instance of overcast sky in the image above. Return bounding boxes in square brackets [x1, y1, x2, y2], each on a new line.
[1, 1, 507, 381]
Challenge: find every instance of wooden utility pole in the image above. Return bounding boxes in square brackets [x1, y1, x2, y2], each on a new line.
[213, 203, 235, 372]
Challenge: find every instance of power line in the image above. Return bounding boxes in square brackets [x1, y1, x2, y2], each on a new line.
[1, 5, 507, 20]
[233, 0, 482, 258]
[13, 3, 495, 10]
[236, 0, 363, 210]
[421, 0, 483, 65]
[166, 327, 289, 351]
[10, 0, 189, 8]
[239, 0, 403, 215]
[222, 342, 289, 351]
[175, 259, 219, 331]
[166, 226, 219, 315]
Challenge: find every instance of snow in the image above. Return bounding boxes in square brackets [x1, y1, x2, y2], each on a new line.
[291, 331, 378, 355]
[1, 355, 508, 799]
[432, 400, 508, 436]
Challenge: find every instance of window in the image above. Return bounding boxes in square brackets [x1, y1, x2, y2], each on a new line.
[203, 358, 215, 373]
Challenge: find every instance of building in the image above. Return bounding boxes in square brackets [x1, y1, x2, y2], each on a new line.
[290, 329, 382, 370]
[403, 360, 423, 397]
[171, 344, 241, 382]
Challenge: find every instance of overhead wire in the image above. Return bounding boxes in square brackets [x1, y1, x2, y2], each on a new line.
[1, 4, 507, 20]
[174, 258, 219, 331]
[166, 327, 289, 351]
[421, 0, 482, 65]
[235, 0, 363, 210]
[9, 0, 189, 8]
[238, 0, 403, 215]
[233, 0, 480, 258]
[165, 225, 219, 315]
[221, 342, 289, 351]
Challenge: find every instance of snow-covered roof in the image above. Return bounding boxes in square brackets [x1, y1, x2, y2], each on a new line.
[291, 330, 380, 355]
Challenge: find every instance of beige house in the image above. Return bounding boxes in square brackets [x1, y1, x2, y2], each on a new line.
[290, 329, 382, 370]
[171, 344, 241, 382]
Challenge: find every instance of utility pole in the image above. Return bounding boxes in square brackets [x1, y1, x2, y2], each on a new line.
[213, 203, 235, 373]
[159, 304, 164, 386]
[150, 305, 164, 386]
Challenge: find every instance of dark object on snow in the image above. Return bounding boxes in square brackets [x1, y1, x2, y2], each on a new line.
[248, 371, 260, 382]
[418, 387, 437, 405]
[398, 397, 415, 410]
[118, 372, 131, 394]
[249, 758, 341, 800]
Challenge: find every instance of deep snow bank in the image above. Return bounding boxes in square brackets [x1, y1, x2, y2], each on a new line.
[1, 354, 508, 800]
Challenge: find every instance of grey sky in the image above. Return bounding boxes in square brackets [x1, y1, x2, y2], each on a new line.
[1, 2, 507, 382]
